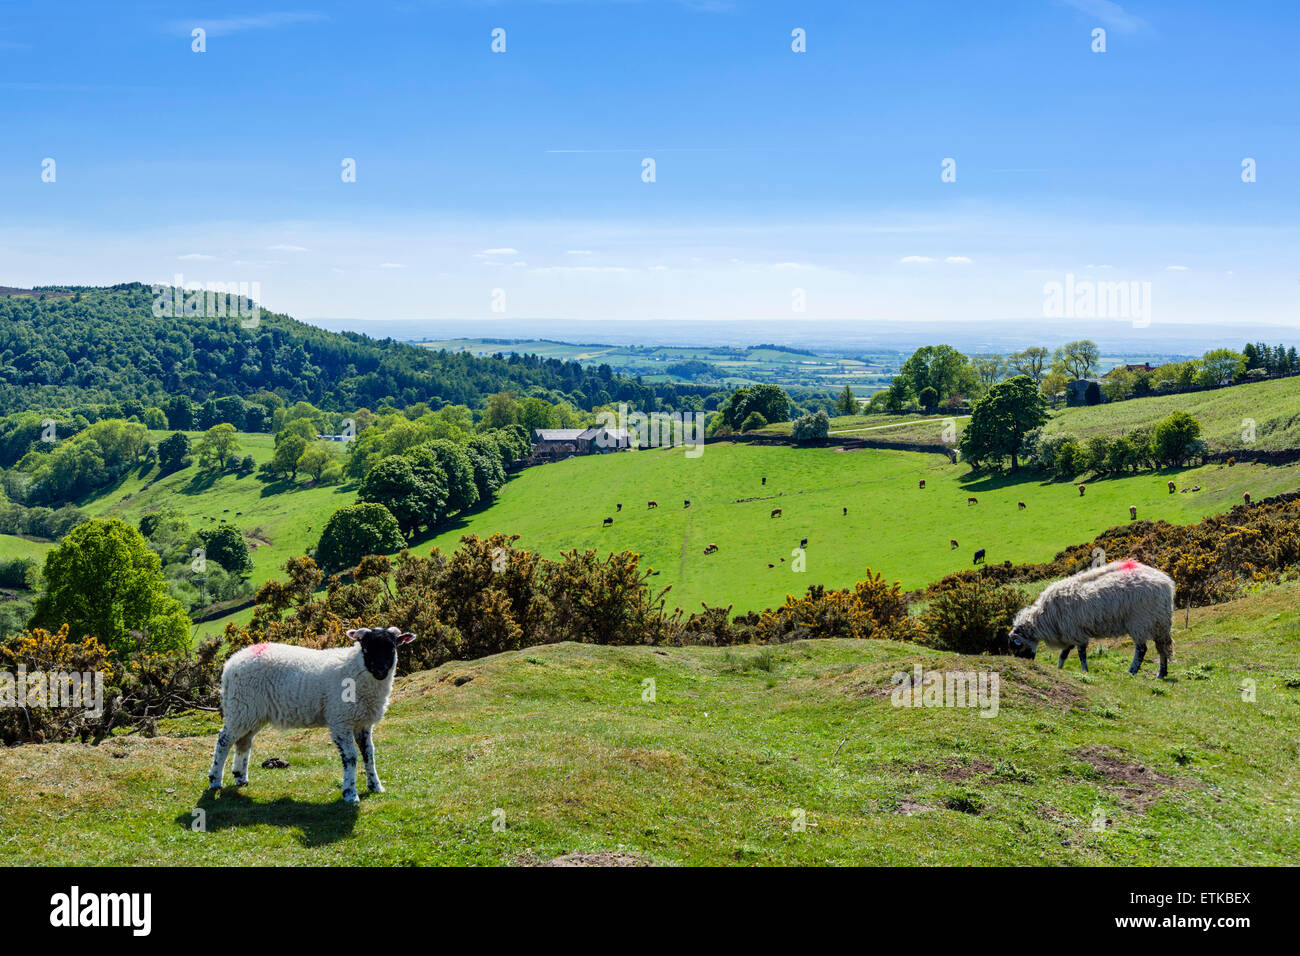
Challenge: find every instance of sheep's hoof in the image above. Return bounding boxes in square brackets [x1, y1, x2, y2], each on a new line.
[342, 791, 360, 804]
[368, 782, 385, 793]
[207, 778, 222, 790]
[233, 777, 248, 787]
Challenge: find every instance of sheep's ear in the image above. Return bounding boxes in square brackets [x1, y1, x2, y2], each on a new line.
[397, 632, 415, 644]
[346, 629, 364, 641]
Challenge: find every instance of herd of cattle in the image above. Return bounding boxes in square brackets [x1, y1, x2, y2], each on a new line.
[596, 474, 1253, 569]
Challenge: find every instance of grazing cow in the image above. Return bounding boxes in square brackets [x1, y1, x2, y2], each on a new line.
[800, 537, 808, 548]
[1078, 484, 1086, 497]
[1129, 505, 1137, 520]
[1168, 481, 1176, 494]
[1243, 492, 1251, 505]
[1192, 485, 1201, 492]
[919, 479, 926, 489]
[967, 496, 978, 506]
[842, 507, 847, 516]
[616, 503, 622, 512]
[602, 517, 613, 527]
[771, 508, 782, 518]
[684, 500, 691, 508]
[648, 500, 658, 509]
[1018, 501, 1026, 510]
[949, 539, 959, 550]
[973, 548, 986, 565]
[703, 543, 718, 554]
[767, 563, 775, 569]
[762, 477, 767, 485]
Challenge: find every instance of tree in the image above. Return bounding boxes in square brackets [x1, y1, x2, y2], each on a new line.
[1199, 348, 1245, 387]
[719, 385, 791, 430]
[957, 376, 1048, 471]
[1054, 340, 1100, 380]
[157, 431, 190, 473]
[835, 386, 857, 416]
[884, 377, 913, 413]
[1151, 411, 1203, 467]
[918, 386, 938, 414]
[464, 434, 508, 501]
[971, 354, 1006, 386]
[740, 411, 768, 432]
[791, 410, 830, 442]
[315, 503, 407, 573]
[295, 444, 333, 482]
[195, 423, 241, 471]
[198, 522, 253, 577]
[29, 518, 190, 656]
[410, 440, 478, 515]
[270, 433, 308, 478]
[357, 455, 444, 536]
[1040, 369, 1069, 408]
[899, 345, 977, 406]
[1007, 347, 1049, 383]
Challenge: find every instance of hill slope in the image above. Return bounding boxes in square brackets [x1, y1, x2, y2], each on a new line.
[0, 284, 703, 413]
[426, 441, 1300, 611]
[1, 584, 1295, 865]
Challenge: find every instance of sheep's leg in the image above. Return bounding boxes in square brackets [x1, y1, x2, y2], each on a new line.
[1077, 645, 1088, 673]
[1129, 643, 1147, 676]
[1057, 646, 1072, 669]
[1155, 634, 1172, 679]
[232, 730, 258, 786]
[332, 729, 360, 803]
[208, 726, 234, 789]
[356, 727, 382, 793]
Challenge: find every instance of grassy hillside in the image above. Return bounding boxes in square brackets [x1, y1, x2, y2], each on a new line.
[0, 533, 54, 564]
[427, 442, 1300, 611]
[2, 583, 1295, 866]
[1045, 375, 1300, 450]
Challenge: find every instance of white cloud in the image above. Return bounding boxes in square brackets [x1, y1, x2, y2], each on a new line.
[1058, 0, 1145, 34]
[478, 247, 518, 257]
[379, 262, 407, 269]
[1165, 265, 1189, 271]
[174, 12, 326, 38]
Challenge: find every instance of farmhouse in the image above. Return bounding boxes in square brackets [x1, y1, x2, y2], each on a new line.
[1065, 378, 1103, 406]
[530, 426, 630, 462]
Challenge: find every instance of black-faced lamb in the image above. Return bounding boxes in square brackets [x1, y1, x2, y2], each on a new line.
[208, 627, 415, 803]
[1008, 560, 1174, 678]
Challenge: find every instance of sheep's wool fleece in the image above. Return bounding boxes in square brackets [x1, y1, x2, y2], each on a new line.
[1014, 559, 1174, 649]
[220, 642, 395, 731]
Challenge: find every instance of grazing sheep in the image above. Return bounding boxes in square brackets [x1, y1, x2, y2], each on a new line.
[770, 508, 782, 518]
[1008, 560, 1174, 678]
[919, 479, 926, 489]
[973, 548, 986, 565]
[1243, 492, 1251, 505]
[1077, 484, 1086, 497]
[602, 516, 613, 527]
[208, 627, 416, 802]
[1129, 505, 1137, 520]
[1168, 481, 1176, 494]
[967, 496, 978, 505]
[949, 538, 959, 550]
[800, 536, 808, 547]
[648, 500, 658, 509]
[1192, 485, 1201, 492]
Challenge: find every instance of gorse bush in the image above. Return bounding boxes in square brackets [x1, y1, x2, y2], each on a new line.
[920, 577, 1027, 654]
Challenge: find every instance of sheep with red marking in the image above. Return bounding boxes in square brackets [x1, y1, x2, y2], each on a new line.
[208, 627, 415, 802]
[1008, 560, 1174, 678]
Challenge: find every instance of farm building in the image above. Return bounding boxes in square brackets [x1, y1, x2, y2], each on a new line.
[1065, 378, 1103, 406]
[530, 426, 630, 462]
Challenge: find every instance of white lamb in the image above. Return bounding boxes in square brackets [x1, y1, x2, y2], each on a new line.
[1008, 559, 1174, 678]
[208, 626, 415, 803]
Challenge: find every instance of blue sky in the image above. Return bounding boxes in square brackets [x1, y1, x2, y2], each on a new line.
[1, 0, 1297, 332]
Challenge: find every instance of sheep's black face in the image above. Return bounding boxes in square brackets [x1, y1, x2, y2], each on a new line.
[349, 627, 416, 680]
[1008, 625, 1038, 659]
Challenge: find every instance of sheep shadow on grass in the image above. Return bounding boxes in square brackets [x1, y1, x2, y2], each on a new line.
[179, 788, 360, 847]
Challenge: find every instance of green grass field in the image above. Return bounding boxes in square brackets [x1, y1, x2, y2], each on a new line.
[1044, 375, 1300, 450]
[2, 583, 1295, 866]
[427, 442, 1300, 611]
